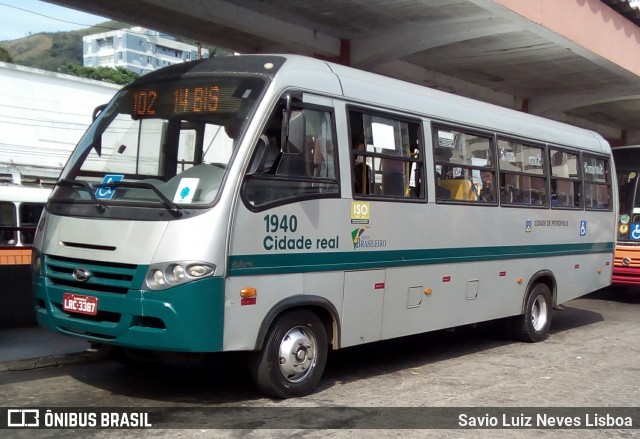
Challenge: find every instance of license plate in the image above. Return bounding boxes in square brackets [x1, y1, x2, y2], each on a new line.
[62, 293, 98, 316]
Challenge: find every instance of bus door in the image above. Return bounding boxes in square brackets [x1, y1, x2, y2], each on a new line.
[228, 93, 342, 346]
[341, 269, 385, 346]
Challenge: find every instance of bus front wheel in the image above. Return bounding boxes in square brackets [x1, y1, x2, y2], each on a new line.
[249, 310, 328, 398]
[512, 283, 552, 343]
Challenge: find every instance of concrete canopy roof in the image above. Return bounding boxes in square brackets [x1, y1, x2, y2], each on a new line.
[47, 0, 640, 145]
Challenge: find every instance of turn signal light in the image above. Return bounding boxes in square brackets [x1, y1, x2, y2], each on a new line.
[240, 288, 257, 298]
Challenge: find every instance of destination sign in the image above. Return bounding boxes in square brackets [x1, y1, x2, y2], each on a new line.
[127, 77, 264, 119]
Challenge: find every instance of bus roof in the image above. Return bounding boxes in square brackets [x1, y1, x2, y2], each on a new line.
[273, 55, 609, 154]
[126, 54, 610, 154]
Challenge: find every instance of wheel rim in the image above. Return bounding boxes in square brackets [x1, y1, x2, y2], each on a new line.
[531, 294, 548, 332]
[278, 325, 317, 384]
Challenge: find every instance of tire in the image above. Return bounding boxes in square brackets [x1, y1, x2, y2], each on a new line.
[512, 283, 552, 343]
[249, 310, 328, 398]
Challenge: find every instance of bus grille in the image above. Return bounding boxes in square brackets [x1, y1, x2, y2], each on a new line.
[614, 257, 640, 268]
[45, 255, 137, 295]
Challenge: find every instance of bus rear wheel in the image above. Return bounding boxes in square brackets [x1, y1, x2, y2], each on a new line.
[249, 310, 328, 398]
[512, 283, 552, 343]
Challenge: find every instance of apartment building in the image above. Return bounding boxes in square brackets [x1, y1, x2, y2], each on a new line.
[83, 27, 209, 75]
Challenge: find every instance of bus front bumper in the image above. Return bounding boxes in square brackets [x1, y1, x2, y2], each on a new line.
[33, 275, 225, 352]
[612, 266, 640, 287]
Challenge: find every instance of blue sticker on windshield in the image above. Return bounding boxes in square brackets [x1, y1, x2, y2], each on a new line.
[174, 178, 199, 203]
[96, 174, 124, 200]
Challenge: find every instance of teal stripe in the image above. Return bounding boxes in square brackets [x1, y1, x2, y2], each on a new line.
[228, 242, 614, 276]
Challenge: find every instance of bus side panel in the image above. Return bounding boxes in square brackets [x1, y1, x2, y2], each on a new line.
[222, 271, 346, 351]
[226, 196, 350, 351]
[227, 197, 614, 350]
[554, 252, 613, 304]
[375, 202, 614, 340]
[223, 273, 303, 351]
[380, 253, 612, 340]
[380, 261, 526, 340]
[341, 269, 385, 346]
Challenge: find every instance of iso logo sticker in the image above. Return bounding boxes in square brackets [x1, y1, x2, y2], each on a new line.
[351, 201, 370, 224]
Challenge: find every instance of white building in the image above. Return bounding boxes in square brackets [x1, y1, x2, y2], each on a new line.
[83, 27, 209, 76]
[0, 62, 120, 184]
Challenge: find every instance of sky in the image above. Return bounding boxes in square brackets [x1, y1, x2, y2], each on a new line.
[0, 0, 108, 41]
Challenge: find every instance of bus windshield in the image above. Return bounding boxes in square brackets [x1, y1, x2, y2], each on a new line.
[51, 75, 266, 214]
[618, 170, 639, 218]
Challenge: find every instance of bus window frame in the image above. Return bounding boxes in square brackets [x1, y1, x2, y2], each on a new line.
[241, 97, 341, 212]
[582, 152, 613, 212]
[548, 145, 583, 210]
[0, 201, 17, 246]
[432, 122, 498, 205]
[497, 135, 549, 208]
[18, 202, 45, 245]
[347, 105, 425, 202]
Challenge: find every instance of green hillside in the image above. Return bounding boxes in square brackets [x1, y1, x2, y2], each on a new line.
[0, 21, 230, 74]
[0, 20, 130, 70]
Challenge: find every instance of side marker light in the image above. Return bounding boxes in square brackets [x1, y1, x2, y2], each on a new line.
[240, 288, 256, 299]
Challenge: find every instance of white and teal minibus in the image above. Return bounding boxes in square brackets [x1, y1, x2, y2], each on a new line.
[32, 54, 616, 398]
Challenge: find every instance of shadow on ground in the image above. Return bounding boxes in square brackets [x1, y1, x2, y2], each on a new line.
[54, 299, 605, 404]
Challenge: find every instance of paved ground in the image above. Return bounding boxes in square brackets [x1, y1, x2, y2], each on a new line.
[0, 326, 102, 373]
[1, 286, 639, 438]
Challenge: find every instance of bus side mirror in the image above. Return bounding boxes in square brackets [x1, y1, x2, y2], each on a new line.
[283, 110, 305, 154]
[93, 104, 107, 121]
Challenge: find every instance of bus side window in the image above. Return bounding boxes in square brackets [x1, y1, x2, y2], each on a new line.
[433, 126, 495, 204]
[550, 148, 581, 208]
[349, 109, 423, 199]
[19, 203, 44, 245]
[498, 139, 547, 207]
[0, 201, 17, 245]
[242, 101, 339, 208]
[584, 155, 611, 209]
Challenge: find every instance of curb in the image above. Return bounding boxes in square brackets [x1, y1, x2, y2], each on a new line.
[0, 349, 108, 373]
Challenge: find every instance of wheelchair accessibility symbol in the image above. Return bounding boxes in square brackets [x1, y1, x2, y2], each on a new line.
[630, 224, 640, 241]
[579, 220, 587, 237]
[95, 174, 124, 200]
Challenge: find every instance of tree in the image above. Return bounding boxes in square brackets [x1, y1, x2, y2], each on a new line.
[0, 47, 12, 63]
[59, 63, 139, 85]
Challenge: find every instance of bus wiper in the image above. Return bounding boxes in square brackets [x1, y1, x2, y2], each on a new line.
[95, 181, 184, 217]
[56, 179, 109, 213]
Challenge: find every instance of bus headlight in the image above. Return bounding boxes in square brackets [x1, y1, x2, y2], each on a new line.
[187, 264, 208, 277]
[172, 264, 185, 281]
[151, 269, 166, 287]
[145, 261, 215, 290]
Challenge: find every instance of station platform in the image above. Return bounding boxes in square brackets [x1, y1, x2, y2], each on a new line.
[0, 326, 105, 373]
